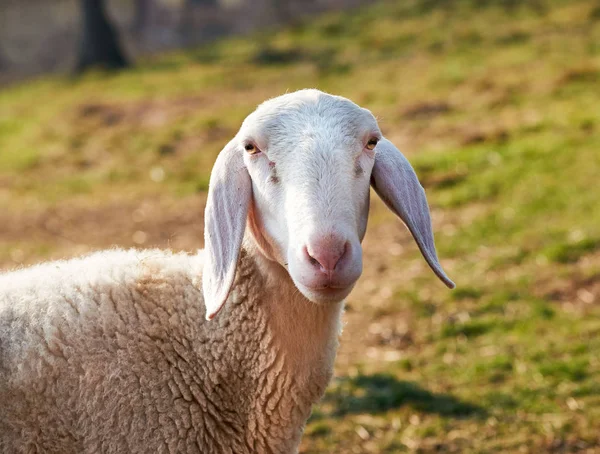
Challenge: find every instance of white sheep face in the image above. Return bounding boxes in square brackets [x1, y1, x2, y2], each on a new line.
[240, 90, 380, 304]
[202, 89, 454, 320]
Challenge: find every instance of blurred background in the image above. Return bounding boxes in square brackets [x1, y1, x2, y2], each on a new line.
[0, 0, 368, 82]
[1, 0, 600, 452]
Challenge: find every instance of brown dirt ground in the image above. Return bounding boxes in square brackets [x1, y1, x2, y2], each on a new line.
[0, 196, 205, 268]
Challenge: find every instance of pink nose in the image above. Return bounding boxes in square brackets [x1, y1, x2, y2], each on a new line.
[304, 237, 348, 275]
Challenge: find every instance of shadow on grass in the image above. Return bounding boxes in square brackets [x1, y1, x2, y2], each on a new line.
[320, 373, 486, 419]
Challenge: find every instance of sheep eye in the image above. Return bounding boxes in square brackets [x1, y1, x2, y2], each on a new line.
[245, 143, 260, 155]
[365, 137, 379, 151]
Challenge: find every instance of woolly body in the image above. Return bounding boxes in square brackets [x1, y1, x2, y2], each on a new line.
[0, 246, 341, 453]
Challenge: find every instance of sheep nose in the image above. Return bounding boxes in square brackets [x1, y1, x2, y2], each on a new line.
[304, 237, 349, 276]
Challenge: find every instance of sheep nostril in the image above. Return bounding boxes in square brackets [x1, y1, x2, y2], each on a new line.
[303, 246, 320, 268]
[334, 242, 349, 271]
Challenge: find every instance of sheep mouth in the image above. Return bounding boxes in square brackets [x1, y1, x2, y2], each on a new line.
[296, 282, 356, 304]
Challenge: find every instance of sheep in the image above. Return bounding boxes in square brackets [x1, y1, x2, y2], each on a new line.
[0, 89, 454, 454]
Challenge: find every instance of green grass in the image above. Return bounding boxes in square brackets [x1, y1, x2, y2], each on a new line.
[2, 0, 600, 451]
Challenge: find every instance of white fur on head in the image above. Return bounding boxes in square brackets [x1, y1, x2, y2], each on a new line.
[203, 89, 453, 320]
[240, 90, 376, 305]
[203, 139, 252, 320]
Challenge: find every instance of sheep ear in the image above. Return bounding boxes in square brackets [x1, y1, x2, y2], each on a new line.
[371, 138, 455, 289]
[203, 138, 252, 320]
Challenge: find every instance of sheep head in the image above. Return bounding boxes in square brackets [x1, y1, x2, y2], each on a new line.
[203, 89, 454, 320]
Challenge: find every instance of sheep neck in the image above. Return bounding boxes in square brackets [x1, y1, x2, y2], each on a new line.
[228, 237, 343, 452]
[240, 236, 344, 369]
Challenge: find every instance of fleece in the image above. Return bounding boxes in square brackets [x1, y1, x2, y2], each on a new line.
[0, 247, 343, 454]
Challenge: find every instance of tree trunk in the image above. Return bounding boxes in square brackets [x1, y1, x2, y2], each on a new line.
[0, 47, 7, 72]
[75, 0, 129, 73]
[132, 0, 153, 38]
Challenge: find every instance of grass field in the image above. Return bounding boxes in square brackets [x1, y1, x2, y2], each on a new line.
[2, 0, 600, 451]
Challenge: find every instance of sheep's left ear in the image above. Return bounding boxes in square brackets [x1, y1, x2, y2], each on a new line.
[371, 138, 455, 289]
[203, 138, 252, 320]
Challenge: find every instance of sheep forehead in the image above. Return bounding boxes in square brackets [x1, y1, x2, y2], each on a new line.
[243, 90, 379, 160]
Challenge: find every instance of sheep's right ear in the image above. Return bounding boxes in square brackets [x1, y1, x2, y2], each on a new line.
[203, 138, 252, 320]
